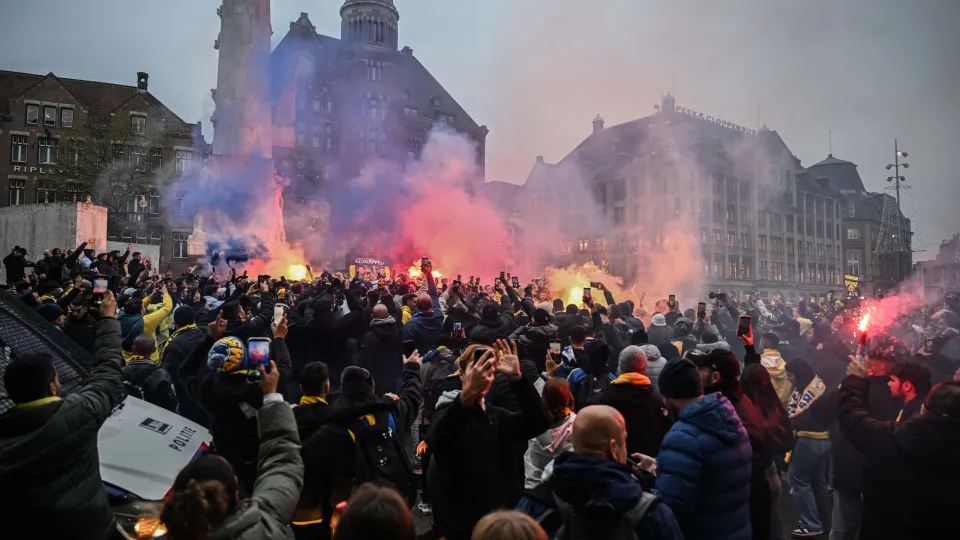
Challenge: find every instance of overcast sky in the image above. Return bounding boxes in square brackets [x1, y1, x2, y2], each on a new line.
[3, 0, 958, 258]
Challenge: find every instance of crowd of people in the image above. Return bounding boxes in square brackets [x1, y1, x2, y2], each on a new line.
[2, 242, 959, 540]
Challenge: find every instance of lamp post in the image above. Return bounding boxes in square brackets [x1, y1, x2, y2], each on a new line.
[885, 139, 909, 208]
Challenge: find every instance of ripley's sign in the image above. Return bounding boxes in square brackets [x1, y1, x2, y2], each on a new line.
[675, 106, 758, 136]
[12, 165, 57, 175]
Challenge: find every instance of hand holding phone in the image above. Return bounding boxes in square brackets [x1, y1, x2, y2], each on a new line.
[93, 277, 109, 304]
[549, 340, 561, 356]
[511, 277, 520, 288]
[697, 302, 706, 319]
[247, 337, 272, 373]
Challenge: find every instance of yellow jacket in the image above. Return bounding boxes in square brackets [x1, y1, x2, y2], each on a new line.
[402, 305, 413, 324]
[122, 293, 173, 363]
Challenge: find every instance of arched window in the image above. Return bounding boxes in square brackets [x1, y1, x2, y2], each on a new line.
[149, 231, 162, 246]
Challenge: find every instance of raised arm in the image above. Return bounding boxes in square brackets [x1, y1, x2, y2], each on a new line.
[74, 291, 126, 426]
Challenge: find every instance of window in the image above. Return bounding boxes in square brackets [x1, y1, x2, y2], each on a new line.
[702, 261, 710, 278]
[36, 180, 55, 204]
[816, 221, 824, 238]
[848, 200, 855, 217]
[26, 104, 39, 125]
[121, 230, 133, 241]
[149, 231, 162, 246]
[297, 133, 307, 147]
[11, 135, 28, 163]
[174, 192, 186, 216]
[727, 204, 736, 224]
[611, 179, 626, 200]
[847, 227, 860, 240]
[439, 114, 455, 125]
[787, 239, 795, 254]
[149, 192, 160, 215]
[807, 241, 814, 255]
[700, 228, 708, 245]
[771, 214, 782, 230]
[713, 229, 721, 245]
[713, 200, 722, 223]
[312, 135, 321, 148]
[148, 146, 162, 170]
[595, 237, 607, 251]
[61, 108, 74, 128]
[175, 150, 193, 175]
[131, 115, 146, 135]
[173, 233, 189, 259]
[8, 179, 25, 206]
[758, 234, 767, 251]
[817, 243, 825, 257]
[403, 107, 419, 117]
[772, 262, 783, 281]
[38, 137, 58, 165]
[578, 239, 588, 252]
[758, 210, 768, 228]
[367, 61, 383, 81]
[64, 139, 83, 166]
[64, 181, 83, 202]
[785, 214, 794, 233]
[772, 237, 783, 253]
[826, 221, 834, 239]
[727, 231, 736, 247]
[613, 207, 625, 226]
[129, 145, 148, 171]
[728, 261, 737, 279]
[741, 232, 749, 248]
[759, 260, 768, 280]
[325, 124, 334, 151]
[113, 143, 125, 162]
[313, 99, 322, 112]
[44, 106, 57, 127]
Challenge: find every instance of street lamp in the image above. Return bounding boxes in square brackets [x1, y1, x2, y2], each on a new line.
[885, 139, 909, 208]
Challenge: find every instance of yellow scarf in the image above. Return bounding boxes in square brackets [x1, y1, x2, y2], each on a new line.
[158, 323, 198, 358]
[299, 395, 328, 406]
[16, 396, 62, 409]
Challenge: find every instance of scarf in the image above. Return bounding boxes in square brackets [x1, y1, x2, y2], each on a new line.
[370, 315, 397, 328]
[612, 372, 651, 386]
[788, 374, 826, 419]
[158, 324, 197, 358]
[299, 395, 328, 406]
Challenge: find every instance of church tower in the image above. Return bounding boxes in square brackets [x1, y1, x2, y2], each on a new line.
[340, 0, 399, 51]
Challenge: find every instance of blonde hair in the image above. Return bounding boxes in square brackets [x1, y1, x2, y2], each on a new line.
[471, 510, 548, 540]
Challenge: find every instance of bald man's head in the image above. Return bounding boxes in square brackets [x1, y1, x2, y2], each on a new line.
[416, 293, 433, 311]
[371, 303, 389, 320]
[572, 405, 628, 464]
[132, 335, 157, 357]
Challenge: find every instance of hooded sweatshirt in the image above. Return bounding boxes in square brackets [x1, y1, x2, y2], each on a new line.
[523, 411, 575, 488]
[760, 348, 793, 410]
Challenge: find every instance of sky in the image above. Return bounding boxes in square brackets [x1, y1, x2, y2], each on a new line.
[3, 0, 958, 259]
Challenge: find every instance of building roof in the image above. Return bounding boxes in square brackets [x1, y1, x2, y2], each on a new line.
[0, 70, 195, 135]
[274, 14, 481, 133]
[803, 154, 865, 192]
[341, 0, 398, 15]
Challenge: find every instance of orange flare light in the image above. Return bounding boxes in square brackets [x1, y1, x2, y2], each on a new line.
[858, 313, 871, 333]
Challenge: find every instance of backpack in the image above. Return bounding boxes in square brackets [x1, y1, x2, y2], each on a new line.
[346, 410, 417, 508]
[122, 361, 177, 412]
[552, 491, 659, 540]
[577, 372, 611, 409]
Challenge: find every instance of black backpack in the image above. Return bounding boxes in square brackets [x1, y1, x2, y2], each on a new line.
[577, 372, 611, 409]
[122, 361, 177, 412]
[346, 410, 417, 508]
[552, 491, 659, 540]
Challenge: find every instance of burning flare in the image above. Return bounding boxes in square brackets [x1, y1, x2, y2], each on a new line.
[858, 313, 872, 333]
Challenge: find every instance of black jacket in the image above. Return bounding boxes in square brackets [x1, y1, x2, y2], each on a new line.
[469, 314, 515, 346]
[64, 313, 98, 357]
[829, 374, 901, 494]
[0, 318, 126, 540]
[302, 363, 422, 517]
[160, 325, 208, 427]
[598, 376, 671, 457]
[427, 377, 551, 540]
[292, 397, 336, 526]
[838, 375, 960, 540]
[356, 317, 403, 395]
[509, 323, 558, 372]
[3, 252, 32, 284]
[179, 334, 293, 493]
[225, 293, 275, 342]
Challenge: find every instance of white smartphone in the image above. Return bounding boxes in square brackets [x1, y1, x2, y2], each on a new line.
[274, 305, 284, 326]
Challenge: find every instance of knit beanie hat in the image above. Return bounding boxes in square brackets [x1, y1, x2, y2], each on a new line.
[658, 359, 703, 399]
[36, 303, 63, 322]
[651, 313, 667, 327]
[207, 337, 249, 374]
[341, 365, 374, 397]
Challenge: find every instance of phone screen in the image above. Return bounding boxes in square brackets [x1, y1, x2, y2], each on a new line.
[453, 321, 462, 331]
[403, 340, 417, 358]
[697, 302, 706, 319]
[583, 287, 591, 298]
[737, 316, 752, 337]
[499, 271, 506, 281]
[421, 257, 429, 266]
[495, 277, 502, 286]
[925, 339, 934, 353]
[549, 341, 561, 354]
[273, 305, 284, 326]
[247, 338, 271, 367]
[511, 277, 520, 288]
[473, 347, 489, 364]
[93, 278, 108, 294]
[668, 294, 676, 304]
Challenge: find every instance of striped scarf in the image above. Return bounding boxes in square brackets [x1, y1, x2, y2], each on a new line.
[158, 324, 197, 359]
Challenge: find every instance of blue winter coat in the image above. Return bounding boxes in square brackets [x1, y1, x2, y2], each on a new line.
[655, 392, 752, 540]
